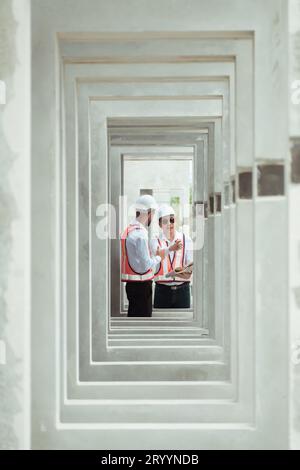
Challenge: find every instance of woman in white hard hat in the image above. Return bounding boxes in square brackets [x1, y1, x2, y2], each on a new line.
[150, 204, 193, 309]
[121, 195, 166, 317]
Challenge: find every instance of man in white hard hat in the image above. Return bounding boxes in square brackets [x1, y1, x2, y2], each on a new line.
[121, 194, 166, 317]
[150, 204, 193, 309]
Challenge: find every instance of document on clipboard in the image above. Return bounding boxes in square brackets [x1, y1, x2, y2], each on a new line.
[165, 262, 193, 278]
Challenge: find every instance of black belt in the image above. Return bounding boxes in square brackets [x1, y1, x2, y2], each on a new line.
[156, 282, 190, 291]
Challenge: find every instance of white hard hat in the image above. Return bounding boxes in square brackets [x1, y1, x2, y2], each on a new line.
[158, 204, 175, 219]
[135, 194, 158, 212]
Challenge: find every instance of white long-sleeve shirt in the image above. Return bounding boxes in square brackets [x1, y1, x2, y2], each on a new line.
[150, 230, 193, 285]
[125, 219, 161, 275]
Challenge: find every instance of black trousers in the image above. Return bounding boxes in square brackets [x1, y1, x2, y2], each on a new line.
[125, 281, 153, 317]
[154, 282, 191, 309]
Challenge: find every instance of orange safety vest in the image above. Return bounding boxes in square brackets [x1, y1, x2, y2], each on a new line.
[121, 224, 155, 282]
[154, 233, 187, 283]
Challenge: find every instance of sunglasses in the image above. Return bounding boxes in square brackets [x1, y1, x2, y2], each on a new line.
[161, 217, 175, 225]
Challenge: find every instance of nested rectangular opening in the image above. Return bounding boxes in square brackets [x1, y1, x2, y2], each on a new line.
[121, 154, 194, 313]
[107, 117, 215, 341]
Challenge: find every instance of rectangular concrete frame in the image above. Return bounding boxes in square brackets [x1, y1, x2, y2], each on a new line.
[80, 112, 227, 365]
[66, 119, 234, 392]
[105, 83, 228, 328]
[61, 57, 246, 418]
[59, 37, 243, 393]
[75, 90, 230, 371]
[62, 60, 236, 347]
[63, 58, 233, 364]
[107, 137, 216, 346]
[110, 144, 202, 319]
[62, 49, 239, 402]
[77, 82, 225, 337]
[31, 0, 288, 450]
[65, 64, 234, 340]
[107, 135, 216, 340]
[57, 40, 250, 422]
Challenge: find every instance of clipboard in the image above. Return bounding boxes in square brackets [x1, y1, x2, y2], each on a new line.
[165, 262, 193, 278]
